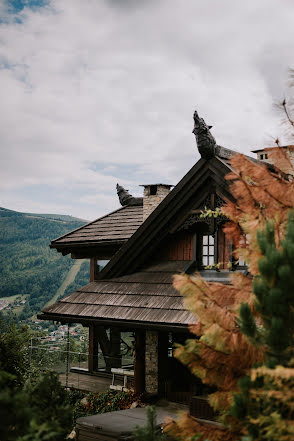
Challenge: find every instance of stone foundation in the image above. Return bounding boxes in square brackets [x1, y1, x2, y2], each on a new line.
[145, 330, 158, 394]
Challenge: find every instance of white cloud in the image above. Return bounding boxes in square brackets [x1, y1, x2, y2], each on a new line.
[0, 0, 293, 219]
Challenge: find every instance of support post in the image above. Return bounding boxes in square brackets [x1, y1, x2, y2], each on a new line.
[134, 330, 145, 394]
[88, 324, 99, 372]
[65, 324, 70, 388]
[90, 258, 95, 282]
[158, 332, 169, 395]
[145, 330, 158, 394]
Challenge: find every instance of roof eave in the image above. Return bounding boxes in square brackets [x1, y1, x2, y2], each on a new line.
[36, 313, 190, 332]
[50, 239, 127, 250]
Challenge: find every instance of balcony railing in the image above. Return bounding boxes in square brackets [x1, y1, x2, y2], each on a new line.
[29, 343, 134, 392]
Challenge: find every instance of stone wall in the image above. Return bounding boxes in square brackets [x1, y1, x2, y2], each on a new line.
[143, 185, 171, 221]
[145, 330, 158, 394]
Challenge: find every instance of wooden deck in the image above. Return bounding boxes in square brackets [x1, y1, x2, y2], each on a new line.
[59, 372, 123, 393]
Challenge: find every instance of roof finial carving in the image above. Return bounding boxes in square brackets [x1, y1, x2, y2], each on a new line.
[116, 184, 143, 206]
[192, 111, 217, 159]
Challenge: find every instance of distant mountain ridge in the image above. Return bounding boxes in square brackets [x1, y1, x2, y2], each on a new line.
[0, 206, 90, 322]
[0, 207, 88, 223]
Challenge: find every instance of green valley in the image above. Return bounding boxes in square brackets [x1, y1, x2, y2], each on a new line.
[0, 207, 90, 322]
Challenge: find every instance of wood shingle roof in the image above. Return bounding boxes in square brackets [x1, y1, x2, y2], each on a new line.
[40, 261, 196, 330]
[50, 205, 143, 255]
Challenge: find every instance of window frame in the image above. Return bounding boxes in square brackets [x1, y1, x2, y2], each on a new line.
[198, 232, 218, 269]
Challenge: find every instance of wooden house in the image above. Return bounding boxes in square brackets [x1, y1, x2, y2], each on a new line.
[38, 112, 294, 400]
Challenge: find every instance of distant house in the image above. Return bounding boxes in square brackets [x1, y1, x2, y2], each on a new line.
[38, 112, 294, 399]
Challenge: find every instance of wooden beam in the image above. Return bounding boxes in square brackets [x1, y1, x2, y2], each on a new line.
[90, 258, 95, 282]
[134, 330, 145, 394]
[37, 314, 191, 333]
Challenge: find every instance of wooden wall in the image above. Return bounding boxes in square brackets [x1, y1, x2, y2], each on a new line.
[217, 227, 230, 269]
[159, 226, 230, 266]
[158, 232, 194, 261]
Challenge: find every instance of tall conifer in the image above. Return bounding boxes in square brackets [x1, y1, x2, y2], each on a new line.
[164, 154, 294, 441]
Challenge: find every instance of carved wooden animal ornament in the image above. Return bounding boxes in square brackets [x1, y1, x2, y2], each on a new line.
[192, 111, 217, 159]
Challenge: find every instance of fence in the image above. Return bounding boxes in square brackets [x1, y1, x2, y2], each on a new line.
[29, 339, 134, 392]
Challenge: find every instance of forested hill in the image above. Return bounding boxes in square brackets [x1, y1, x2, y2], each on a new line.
[0, 207, 90, 321]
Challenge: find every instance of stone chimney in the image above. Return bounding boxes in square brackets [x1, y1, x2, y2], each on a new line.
[252, 146, 294, 176]
[140, 184, 173, 221]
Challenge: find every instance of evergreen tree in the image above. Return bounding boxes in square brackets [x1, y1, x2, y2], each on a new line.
[22, 371, 73, 441]
[240, 214, 294, 367]
[0, 370, 31, 441]
[230, 214, 294, 441]
[0, 318, 33, 386]
[0, 370, 73, 441]
[133, 406, 167, 441]
[164, 154, 294, 441]
[0, 319, 74, 440]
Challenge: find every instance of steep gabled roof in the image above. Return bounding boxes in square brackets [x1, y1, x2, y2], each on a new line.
[99, 155, 234, 279]
[39, 111, 289, 329]
[50, 205, 143, 255]
[39, 154, 237, 327]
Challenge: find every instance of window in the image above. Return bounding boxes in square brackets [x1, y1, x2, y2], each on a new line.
[236, 235, 248, 267]
[202, 235, 215, 266]
[259, 153, 268, 161]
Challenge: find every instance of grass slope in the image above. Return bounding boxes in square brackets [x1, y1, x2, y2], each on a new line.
[44, 260, 83, 308]
[0, 207, 90, 321]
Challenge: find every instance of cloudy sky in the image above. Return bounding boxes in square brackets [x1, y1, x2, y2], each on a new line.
[0, 0, 293, 220]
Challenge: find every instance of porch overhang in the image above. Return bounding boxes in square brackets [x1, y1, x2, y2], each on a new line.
[38, 261, 197, 331]
[36, 313, 190, 333]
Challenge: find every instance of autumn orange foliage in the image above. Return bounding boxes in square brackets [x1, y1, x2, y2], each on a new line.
[164, 154, 294, 441]
[223, 154, 294, 275]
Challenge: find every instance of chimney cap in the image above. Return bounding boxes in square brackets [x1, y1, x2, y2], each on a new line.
[139, 183, 174, 188]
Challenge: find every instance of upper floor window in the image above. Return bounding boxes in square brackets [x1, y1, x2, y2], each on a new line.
[202, 235, 215, 266]
[259, 153, 268, 161]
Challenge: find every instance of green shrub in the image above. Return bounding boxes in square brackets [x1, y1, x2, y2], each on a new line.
[68, 389, 143, 422]
[133, 406, 167, 441]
